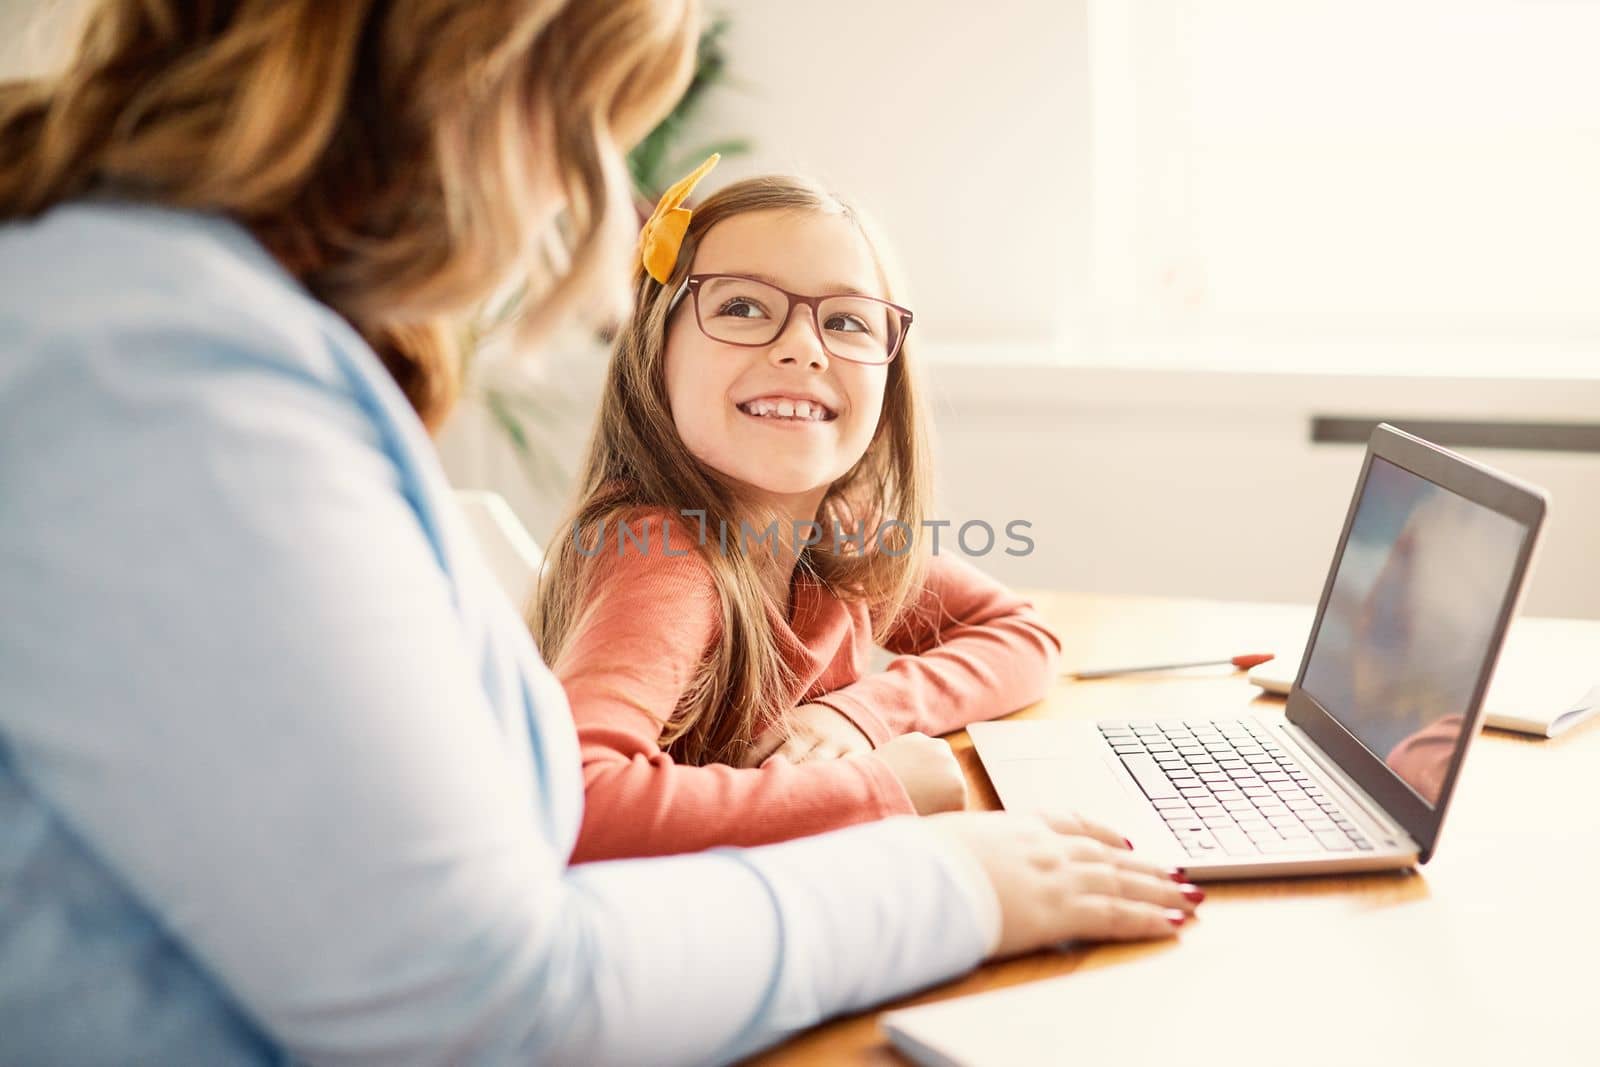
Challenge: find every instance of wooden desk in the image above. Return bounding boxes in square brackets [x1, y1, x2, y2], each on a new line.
[749, 592, 1600, 1065]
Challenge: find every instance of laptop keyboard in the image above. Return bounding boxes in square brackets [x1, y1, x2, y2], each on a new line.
[1097, 719, 1373, 859]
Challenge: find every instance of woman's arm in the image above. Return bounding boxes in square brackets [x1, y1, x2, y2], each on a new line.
[0, 262, 981, 1066]
[813, 555, 1063, 743]
[557, 523, 915, 861]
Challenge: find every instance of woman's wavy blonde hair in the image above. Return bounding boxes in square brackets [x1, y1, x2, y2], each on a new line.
[532, 175, 933, 767]
[0, 0, 698, 430]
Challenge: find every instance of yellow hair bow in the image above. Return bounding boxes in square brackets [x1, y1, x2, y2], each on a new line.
[639, 153, 720, 283]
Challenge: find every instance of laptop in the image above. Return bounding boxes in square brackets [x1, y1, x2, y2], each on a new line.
[969, 424, 1547, 879]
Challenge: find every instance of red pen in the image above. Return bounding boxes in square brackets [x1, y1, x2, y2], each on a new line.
[1070, 653, 1275, 680]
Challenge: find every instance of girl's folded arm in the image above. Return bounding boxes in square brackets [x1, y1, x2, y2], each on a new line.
[557, 533, 914, 862]
[571, 720, 913, 861]
[812, 554, 1063, 742]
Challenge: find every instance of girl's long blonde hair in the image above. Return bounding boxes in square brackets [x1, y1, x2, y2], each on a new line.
[0, 0, 698, 430]
[533, 175, 933, 767]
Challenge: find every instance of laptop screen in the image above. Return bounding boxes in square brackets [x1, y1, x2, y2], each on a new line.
[1298, 456, 1529, 807]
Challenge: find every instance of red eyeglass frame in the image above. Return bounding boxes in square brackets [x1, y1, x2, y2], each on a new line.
[671, 273, 914, 365]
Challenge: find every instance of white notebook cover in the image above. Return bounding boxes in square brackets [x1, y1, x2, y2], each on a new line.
[882, 905, 1593, 1066]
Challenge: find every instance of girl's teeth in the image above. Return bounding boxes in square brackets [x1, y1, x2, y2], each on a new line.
[741, 399, 830, 420]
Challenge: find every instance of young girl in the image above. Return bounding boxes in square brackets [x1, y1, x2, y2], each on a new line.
[534, 160, 1064, 862]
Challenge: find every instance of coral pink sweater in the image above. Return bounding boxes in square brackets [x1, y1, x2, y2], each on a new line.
[555, 516, 1061, 862]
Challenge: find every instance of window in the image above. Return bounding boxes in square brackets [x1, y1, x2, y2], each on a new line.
[1086, 1, 1600, 374]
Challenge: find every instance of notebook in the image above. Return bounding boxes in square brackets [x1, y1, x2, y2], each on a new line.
[881, 903, 1594, 1066]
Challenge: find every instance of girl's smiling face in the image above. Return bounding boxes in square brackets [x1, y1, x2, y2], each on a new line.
[663, 209, 892, 517]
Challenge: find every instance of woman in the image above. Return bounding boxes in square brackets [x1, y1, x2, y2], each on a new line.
[0, 3, 1198, 1064]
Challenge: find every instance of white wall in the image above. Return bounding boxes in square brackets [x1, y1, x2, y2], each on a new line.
[687, 0, 1091, 347]
[923, 364, 1600, 618]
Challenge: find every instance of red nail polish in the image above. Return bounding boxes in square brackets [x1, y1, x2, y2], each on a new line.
[1168, 868, 1188, 882]
[1122, 837, 1134, 850]
[1181, 885, 1206, 904]
[1167, 910, 1188, 927]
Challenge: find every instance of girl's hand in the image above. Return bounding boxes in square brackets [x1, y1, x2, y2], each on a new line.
[926, 810, 1203, 958]
[867, 732, 968, 814]
[738, 702, 875, 768]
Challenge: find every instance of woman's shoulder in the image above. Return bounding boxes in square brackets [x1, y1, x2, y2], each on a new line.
[0, 201, 359, 385]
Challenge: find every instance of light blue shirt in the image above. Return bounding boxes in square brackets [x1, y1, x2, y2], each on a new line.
[0, 203, 987, 1065]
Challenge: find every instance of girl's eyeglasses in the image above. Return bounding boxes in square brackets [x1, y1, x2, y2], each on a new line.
[668, 273, 913, 365]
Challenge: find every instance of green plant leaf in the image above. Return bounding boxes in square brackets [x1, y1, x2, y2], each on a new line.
[485, 391, 531, 455]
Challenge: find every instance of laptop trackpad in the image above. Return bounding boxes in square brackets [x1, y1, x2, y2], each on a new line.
[970, 723, 1178, 860]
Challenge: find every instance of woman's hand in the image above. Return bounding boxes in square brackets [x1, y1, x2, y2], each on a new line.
[737, 702, 875, 768]
[927, 810, 1203, 958]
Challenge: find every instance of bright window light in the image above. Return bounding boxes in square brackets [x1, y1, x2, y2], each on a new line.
[1088, 0, 1600, 373]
